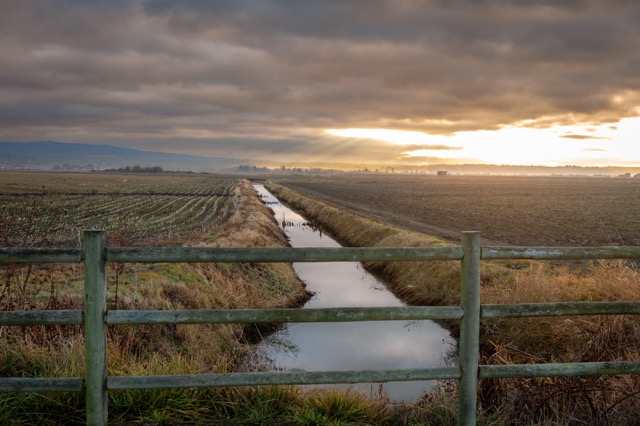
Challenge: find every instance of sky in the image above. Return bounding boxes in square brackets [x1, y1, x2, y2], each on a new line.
[1, 0, 640, 167]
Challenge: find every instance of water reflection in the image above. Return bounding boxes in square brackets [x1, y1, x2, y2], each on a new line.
[251, 184, 454, 402]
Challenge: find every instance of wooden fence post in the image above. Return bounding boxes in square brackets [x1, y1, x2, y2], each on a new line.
[84, 231, 107, 426]
[458, 231, 481, 425]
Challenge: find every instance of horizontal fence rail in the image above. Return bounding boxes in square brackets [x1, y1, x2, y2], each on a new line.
[0, 377, 85, 393]
[107, 306, 465, 325]
[482, 246, 640, 260]
[105, 246, 465, 263]
[0, 310, 83, 325]
[107, 367, 463, 391]
[1, 230, 640, 426]
[0, 248, 82, 263]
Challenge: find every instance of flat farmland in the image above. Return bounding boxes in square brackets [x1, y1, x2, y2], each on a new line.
[0, 171, 236, 247]
[275, 174, 640, 247]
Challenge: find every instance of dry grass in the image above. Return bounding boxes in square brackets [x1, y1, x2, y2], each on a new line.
[479, 260, 640, 424]
[266, 180, 640, 424]
[481, 260, 640, 360]
[0, 179, 312, 423]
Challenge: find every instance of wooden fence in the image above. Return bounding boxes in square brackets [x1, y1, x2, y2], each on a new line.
[2, 230, 640, 425]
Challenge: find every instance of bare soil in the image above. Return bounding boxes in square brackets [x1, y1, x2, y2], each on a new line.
[272, 174, 640, 247]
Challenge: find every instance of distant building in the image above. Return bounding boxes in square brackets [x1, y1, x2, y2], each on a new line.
[437, 171, 449, 176]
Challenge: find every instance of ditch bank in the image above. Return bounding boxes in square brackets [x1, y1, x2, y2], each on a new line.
[264, 181, 465, 309]
[203, 179, 313, 342]
[265, 180, 640, 424]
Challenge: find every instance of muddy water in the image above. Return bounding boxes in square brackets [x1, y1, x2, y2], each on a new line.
[250, 184, 454, 402]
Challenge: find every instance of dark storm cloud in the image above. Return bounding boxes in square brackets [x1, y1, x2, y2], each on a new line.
[1, 0, 639, 161]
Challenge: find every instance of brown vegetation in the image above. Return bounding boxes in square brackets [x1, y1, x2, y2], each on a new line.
[1, 175, 310, 423]
[266, 180, 640, 424]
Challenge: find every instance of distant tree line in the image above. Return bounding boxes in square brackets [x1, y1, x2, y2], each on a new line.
[104, 165, 164, 173]
[234, 164, 335, 174]
[52, 163, 95, 171]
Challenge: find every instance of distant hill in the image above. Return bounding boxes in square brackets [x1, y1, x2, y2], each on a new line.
[0, 141, 245, 172]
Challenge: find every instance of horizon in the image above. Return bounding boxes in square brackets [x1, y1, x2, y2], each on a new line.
[4, 140, 640, 175]
[1, 2, 639, 167]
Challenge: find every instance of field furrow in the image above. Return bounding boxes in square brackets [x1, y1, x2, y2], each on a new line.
[0, 173, 237, 247]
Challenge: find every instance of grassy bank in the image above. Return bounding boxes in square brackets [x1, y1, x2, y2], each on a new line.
[265, 182, 462, 307]
[1, 179, 313, 424]
[266, 180, 640, 424]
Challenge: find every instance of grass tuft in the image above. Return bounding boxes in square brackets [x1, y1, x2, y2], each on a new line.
[296, 389, 388, 425]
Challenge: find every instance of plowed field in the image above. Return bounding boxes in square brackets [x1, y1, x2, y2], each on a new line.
[274, 174, 640, 247]
[0, 172, 236, 247]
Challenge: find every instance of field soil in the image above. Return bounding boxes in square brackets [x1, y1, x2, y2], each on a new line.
[271, 174, 640, 247]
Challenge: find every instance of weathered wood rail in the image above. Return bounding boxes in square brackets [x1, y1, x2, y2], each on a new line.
[2, 230, 640, 425]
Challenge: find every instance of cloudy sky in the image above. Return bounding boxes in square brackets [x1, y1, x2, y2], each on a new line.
[2, 0, 640, 167]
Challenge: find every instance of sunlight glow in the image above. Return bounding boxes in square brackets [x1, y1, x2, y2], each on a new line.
[326, 117, 640, 167]
[326, 128, 449, 146]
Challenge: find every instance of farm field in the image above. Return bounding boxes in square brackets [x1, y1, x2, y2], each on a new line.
[0, 171, 236, 247]
[1, 172, 315, 424]
[273, 174, 640, 247]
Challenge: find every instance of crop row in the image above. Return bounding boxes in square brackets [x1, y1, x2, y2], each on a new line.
[0, 173, 236, 196]
[0, 185, 235, 247]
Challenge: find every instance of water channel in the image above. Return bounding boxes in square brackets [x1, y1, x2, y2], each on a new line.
[250, 184, 454, 402]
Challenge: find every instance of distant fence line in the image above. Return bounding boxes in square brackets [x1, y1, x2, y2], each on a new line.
[2, 231, 640, 426]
